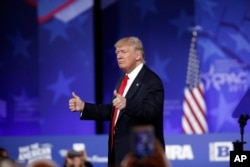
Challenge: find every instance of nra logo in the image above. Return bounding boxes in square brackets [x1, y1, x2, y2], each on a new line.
[165, 144, 194, 160]
[209, 141, 233, 161]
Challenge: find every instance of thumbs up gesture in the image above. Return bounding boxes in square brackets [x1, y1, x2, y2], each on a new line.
[69, 92, 84, 112]
[112, 90, 126, 110]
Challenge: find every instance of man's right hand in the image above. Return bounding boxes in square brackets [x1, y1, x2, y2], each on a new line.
[69, 92, 84, 112]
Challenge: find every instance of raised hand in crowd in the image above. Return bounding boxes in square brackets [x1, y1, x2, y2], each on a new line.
[121, 138, 170, 167]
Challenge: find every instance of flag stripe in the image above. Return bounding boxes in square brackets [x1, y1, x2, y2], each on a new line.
[183, 100, 200, 133]
[190, 89, 207, 132]
[183, 84, 208, 134]
[182, 114, 194, 134]
[184, 90, 205, 133]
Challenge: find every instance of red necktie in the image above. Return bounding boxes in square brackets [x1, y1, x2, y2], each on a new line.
[111, 75, 129, 150]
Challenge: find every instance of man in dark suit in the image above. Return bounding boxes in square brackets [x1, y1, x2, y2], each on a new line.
[69, 36, 165, 166]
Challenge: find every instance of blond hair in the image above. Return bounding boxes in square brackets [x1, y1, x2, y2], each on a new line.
[114, 36, 145, 63]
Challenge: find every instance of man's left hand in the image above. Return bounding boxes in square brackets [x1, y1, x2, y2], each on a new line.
[113, 90, 126, 110]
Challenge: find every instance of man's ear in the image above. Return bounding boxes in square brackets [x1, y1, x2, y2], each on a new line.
[135, 51, 142, 60]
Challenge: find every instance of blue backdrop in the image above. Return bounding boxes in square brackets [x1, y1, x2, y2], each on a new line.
[0, 0, 95, 135]
[0, 0, 250, 138]
[1, 0, 250, 166]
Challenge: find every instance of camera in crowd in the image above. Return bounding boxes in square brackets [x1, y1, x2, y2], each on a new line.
[67, 150, 82, 159]
[67, 143, 85, 159]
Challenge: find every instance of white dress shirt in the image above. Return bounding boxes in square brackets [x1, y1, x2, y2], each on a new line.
[114, 63, 144, 124]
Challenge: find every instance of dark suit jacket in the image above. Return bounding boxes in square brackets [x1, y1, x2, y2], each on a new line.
[80, 64, 165, 166]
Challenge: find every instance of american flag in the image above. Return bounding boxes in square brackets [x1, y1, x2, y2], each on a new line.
[182, 28, 208, 134]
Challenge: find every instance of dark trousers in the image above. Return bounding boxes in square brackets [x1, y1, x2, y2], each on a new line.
[108, 148, 117, 167]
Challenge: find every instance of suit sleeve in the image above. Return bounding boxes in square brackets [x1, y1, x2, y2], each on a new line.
[80, 102, 113, 121]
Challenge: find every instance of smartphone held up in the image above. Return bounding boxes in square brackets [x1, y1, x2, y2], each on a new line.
[130, 125, 154, 158]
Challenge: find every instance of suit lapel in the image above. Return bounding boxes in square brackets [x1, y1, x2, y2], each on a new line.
[115, 65, 147, 122]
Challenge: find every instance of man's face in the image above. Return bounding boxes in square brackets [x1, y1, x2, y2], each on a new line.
[115, 45, 139, 73]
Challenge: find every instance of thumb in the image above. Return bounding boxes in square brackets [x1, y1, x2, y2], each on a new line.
[72, 92, 79, 98]
[113, 90, 119, 97]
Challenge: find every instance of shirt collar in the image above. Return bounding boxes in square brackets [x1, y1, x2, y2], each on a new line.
[126, 63, 143, 81]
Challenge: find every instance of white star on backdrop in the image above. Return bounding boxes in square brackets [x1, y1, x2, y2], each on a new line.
[149, 52, 170, 83]
[210, 92, 238, 131]
[43, 19, 69, 43]
[13, 89, 39, 117]
[170, 9, 193, 39]
[135, 0, 157, 20]
[195, 0, 218, 18]
[48, 71, 75, 103]
[199, 38, 225, 63]
[8, 30, 32, 59]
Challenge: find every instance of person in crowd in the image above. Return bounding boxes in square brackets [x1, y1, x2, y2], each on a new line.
[120, 136, 170, 167]
[0, 148, 22, 167]
[27, 159, 59, 167]
[0, 147, 9, 159]
[0, 158, 17, 167]
[68, 36, 165, 166]
[63, 149, 93, 167]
